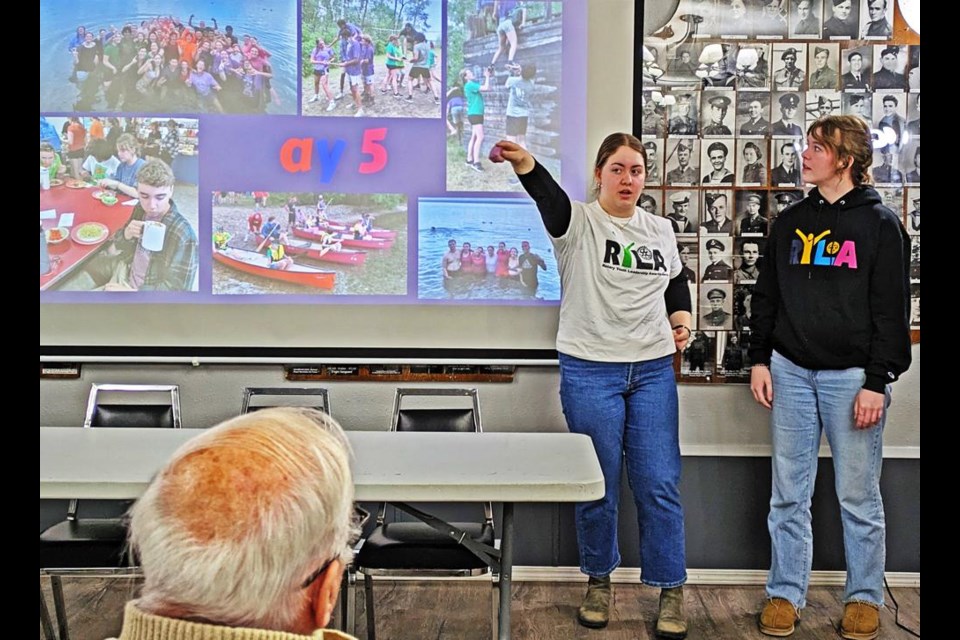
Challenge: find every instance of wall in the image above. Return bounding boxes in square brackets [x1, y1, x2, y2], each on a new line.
[39, 0, 920, 572]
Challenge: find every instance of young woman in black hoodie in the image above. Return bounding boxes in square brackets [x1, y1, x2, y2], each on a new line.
[749, 115, 911, 640]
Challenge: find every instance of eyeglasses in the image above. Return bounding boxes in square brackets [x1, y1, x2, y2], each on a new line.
[301, 556, 336, 590]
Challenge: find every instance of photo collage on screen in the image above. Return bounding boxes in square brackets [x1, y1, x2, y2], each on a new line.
[641, 0, 919, 381]
[40, 1, 574, 305]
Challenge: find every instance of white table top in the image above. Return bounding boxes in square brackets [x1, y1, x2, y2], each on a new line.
[40, 427, 605, 503]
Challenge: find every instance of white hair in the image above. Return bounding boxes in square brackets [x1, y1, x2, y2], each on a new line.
[129, 407, 355, 630]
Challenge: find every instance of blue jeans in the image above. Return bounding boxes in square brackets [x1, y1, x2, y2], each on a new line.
[767, 351, 889, 608]
[558, 352, 686, 587]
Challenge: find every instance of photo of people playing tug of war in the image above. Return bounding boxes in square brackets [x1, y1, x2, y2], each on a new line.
[418, 197, 559, 301]
[446, 0, 563, 192]
[300, 0, 442, 118]
[211, 191, 406, 295]
[40, 5, 297, 114]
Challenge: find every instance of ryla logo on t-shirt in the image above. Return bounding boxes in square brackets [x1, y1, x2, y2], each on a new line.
[789, 228, 858, 269]
[602, 239, 668, 274]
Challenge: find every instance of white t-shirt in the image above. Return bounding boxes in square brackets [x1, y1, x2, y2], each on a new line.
[551, 199, 682, 362]
[82, 155, 121, 182]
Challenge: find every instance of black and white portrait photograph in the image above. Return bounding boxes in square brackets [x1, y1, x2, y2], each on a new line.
[908, 46, 920, 92]
[906, 93, 920, 137]
[640, 91, 667, 137]
[678, 238, 699, 285]
[700, 43, 739, 88]
[700, 285, 734, 330]
[737, 230, 767, 278]
[842, 93, 873, 127]
[771, 91, 805, 136]
[840, 45, 872, 91]
[806, 91, 841, 129]
[906, 189, 920, 234]
[736, 192, 769, 236]
[643, 139, 664, 186]
[791, 0, 823, 37]
[717, 331, 750, 377]
[909, 236, 920, 281]
[681, 330, 716, 377]
[738, 139, 768, 186]
[873, 45, 907, 91]
[860, 0, 892, 39]
[668, 90, 700, 136]
[902, 141, 920, 185]
[736, 93, 771, 137]
[910, 283, 920, 329]
[700, 235, 734, 282]
[876, 187, 903, 219]
[823, 0, 859, 39]
[769, 190, 803, 222]
[734, 237, 766, 284]
[733, 43, 770, 90]
[701, 91, 736, 136]
[734, 284, 754, 332]
[702, 191, 735, 234]
[808, 43, 839, 90]
[701, 140, 736, 185]
[874, 93, 907, 147]
[665, 138, 700, 186]
[638, 190, 663, 217]
[664, 189, 699, 235]
[717, 0, 751, 38]
[772, 44, 806, 91]
[872, 145, 904, 185]
[771, 139, 803, 186]
[665, 44, 703, 83]
[753, 1, 789, 39]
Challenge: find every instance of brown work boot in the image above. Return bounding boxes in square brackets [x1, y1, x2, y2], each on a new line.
[577, 576, 611, 628]
[656, 586, 688, 639]
[839, 601, 880, 640]
[758, 597, 800, 637]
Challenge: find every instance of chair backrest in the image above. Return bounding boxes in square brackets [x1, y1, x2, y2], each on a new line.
[83, 384, 182, 429]
[383, 388, 491, 524]
[391, 388, 481, 433]
[241, 387, 331, 416]
[73, 384, 181, 519]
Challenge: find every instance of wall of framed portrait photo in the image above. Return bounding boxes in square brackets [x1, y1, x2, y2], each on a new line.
[636, 0, 920, 384]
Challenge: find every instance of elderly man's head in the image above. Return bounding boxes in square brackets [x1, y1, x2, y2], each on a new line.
[129, 408, 355, 633]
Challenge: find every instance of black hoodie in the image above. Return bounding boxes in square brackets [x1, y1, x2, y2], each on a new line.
[749, 185, 911, 392]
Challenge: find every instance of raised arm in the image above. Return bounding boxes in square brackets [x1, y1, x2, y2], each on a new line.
[497, 140, 572, 237]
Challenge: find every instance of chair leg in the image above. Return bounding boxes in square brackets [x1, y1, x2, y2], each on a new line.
[40, 585, 58, 640]
[490, 575, 500, 640]
[51, 575, 71, 640]
[340, 567, 356, 636]
[363, 573, 376, 640]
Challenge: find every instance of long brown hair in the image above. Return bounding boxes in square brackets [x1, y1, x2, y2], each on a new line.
[806, 115, 873, 186]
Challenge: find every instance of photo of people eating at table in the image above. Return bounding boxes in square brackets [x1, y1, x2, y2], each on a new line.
[40, 115, 199, 292]
[40, 5, 297, 114]
[211, 191, 407, 296]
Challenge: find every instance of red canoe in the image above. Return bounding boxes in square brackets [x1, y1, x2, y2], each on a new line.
[213, 247, 335, 289]
[322, 222, 397, 240]
[283, 239, 368, 265]
[294, 227, 394, 250]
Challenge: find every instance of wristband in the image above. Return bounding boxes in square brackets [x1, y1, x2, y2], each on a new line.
[672, 324, 691, 337]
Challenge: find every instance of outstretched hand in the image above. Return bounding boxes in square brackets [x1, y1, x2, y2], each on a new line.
[494, 140, 535, 175]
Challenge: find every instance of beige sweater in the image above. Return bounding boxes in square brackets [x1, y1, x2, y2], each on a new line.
[109, 601, 359, 640]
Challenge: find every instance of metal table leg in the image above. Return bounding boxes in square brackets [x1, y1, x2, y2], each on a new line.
[498, 502, 514, 640]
